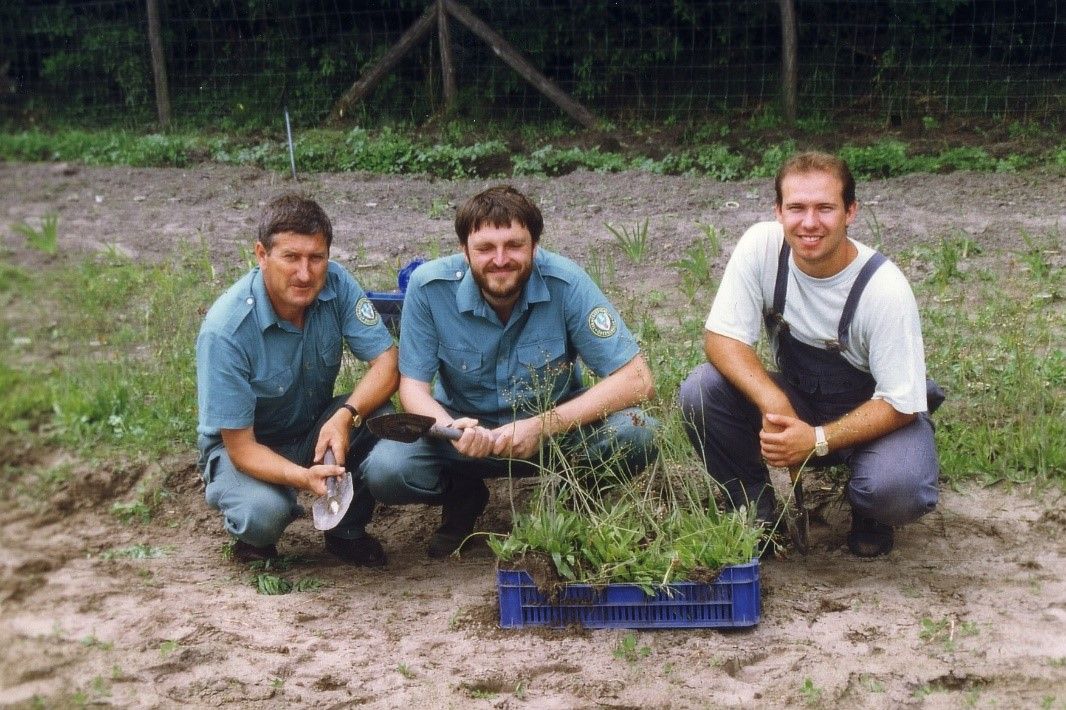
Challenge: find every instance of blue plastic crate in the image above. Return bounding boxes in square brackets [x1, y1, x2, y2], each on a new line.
[497, 559, 760, 629]
[365, 291, 404, 332]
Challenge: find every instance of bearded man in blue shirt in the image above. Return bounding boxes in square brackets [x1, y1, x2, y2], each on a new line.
[196, 194, 398, 567]
[359, 186, 660, 559]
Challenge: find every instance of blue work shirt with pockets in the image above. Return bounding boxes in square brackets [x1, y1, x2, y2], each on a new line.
[398, 249, 639, 425]
[196, 261, 393, 455]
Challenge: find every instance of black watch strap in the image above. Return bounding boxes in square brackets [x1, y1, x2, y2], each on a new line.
[340, 403, 362, 427]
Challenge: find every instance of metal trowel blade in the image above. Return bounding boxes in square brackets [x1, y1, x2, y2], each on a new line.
[312, 451, 355, 531]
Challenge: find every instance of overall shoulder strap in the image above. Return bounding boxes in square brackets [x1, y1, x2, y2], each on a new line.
[771, 241, 791, 319]
[837, 252, 887, 350]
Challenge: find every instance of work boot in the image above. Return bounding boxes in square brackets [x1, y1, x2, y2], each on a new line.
[427, 476, 490, 559]
[324, 533, 387, 567]
[233, 539, 278, 565]
[847, 513, 894, 557]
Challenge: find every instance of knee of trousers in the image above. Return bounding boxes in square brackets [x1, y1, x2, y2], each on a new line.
[678, 363, 734, 425]
[360, 443, 426, 505]
[607, 411, 660, 466]
[220, 488, 296, 547]
[848, 466, 939, 526]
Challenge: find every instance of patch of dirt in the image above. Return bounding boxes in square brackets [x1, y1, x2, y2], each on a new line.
[1, 162, 1065, 707]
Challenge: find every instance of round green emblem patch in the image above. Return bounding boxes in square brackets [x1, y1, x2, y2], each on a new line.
[587, 306, 617, 338]
[355, 297, 380, 326]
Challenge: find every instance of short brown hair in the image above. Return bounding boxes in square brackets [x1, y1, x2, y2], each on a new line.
[257, 193, 333, 249]
[775, 152, 856, 208]
[454, 185, 543, 246]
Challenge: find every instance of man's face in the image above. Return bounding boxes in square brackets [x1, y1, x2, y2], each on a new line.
[255, 231, 329, 323]
[463, 222, 535, 307]
[775, 171, 858, 278]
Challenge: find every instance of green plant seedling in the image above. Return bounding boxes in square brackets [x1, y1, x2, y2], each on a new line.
[254, 573, 292, 595]
[613, 632, 651, 662]
[12, 214, 59, 255]
[159, 639, 179, 656]
[801, 677, 822, 706]
[80, 634, 114, 650]
[606, 219, 650, 264]
[396, 663, 416, 679]
[919, 615, 978, 651]
[428, 197, 452, 220]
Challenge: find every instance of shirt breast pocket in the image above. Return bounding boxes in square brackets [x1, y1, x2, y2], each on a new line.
[516, 337, 570, 392]
[438, 345, 488, 394]
[250, 367, 295, 419]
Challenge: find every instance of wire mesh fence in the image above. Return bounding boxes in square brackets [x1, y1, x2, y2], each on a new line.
[1, 0, 1062, 129]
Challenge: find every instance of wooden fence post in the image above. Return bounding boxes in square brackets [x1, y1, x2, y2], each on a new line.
[146, 0, 171, 128]
[779, 0, 798, 124]
[437, 0, 457, 111]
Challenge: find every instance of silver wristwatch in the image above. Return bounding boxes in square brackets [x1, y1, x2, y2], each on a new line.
[814, 425, 829, 457]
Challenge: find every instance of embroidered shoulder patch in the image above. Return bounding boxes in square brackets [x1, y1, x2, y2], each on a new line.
[355, 297, 380, 326]
[587, 306, 617, 338]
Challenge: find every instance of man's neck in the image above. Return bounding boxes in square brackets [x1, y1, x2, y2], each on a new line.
[483, 292, 519, 325]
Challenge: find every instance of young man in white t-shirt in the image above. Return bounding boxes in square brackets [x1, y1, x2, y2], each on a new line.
[679, 152, 942, 557]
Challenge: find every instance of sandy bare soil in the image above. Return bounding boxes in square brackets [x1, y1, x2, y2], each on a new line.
[1, 162, 1065, 708]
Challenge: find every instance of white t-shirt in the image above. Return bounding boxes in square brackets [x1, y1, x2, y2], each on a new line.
[706, 221, 928, 413]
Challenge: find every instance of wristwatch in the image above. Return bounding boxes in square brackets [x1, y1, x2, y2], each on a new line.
[341, 403, 363, 429]
[813, 425, 829, 457]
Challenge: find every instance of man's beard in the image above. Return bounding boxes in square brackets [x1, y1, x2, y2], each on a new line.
[471, 260, 533, 304]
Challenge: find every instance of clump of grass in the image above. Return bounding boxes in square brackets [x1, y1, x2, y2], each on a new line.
[12, 214, 59, 255]
[920, 244, 1064, 486]
[487, 385, 761, 589]
[606, 219, 650, 264]
[252, 573, 327, 595]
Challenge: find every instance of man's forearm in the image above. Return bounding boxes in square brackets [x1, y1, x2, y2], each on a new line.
[545, 354, 655, 436]
[705, 331, 796, 418]
[823, 398, 916, 453]
[345, 345, 399, 418]
[221, 427, 312, 490]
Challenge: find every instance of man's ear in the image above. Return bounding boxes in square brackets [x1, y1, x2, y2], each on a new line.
[254, 241, 267, 265]
[845, 201, 858, 226]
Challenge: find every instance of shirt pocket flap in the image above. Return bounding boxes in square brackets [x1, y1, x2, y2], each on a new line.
[250, 368, 293, 398]
[516, 338, 566, 369]
[438, 345, 482, 374]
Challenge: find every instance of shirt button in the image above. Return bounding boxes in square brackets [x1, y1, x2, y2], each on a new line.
[461, 364, 467, 371]
[277, 386, 283, 393]
[246, 297, 254, 305]
[455, 270, 463, 279]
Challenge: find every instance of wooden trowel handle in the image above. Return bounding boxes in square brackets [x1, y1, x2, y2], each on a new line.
[323, 450, 339, 497]
[428, 423, 463, 440]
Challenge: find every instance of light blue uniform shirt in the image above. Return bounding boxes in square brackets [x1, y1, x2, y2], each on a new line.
[399, 249, 639, 424]
[196, 261, 393, 454]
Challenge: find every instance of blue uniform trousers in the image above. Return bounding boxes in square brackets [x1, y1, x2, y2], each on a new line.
[199, 396, 389, 547]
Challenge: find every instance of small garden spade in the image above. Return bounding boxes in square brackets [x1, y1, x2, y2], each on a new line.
[311, 450, 354, 530]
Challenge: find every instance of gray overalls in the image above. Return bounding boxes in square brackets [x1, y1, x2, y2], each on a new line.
[680, 244, 941, 525]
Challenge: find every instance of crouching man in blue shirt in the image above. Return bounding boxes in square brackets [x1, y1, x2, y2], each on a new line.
[359, 186, 660, 559]
[196, 194, 398, 567]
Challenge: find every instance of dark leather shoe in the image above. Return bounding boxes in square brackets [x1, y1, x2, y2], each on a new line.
[847, 514, 894, 557]
[233, 540, 278, 564]
[324, 533, 387, 567]
[428, 477, 490, 559]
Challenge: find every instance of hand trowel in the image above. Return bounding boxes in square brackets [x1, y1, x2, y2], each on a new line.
[311, 449, 354, 531]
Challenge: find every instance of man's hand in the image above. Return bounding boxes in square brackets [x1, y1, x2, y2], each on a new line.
[450, 417, 496, 459]
[313, 410, 351, 467]
[759, 412, 816, 469]
[491, 416, 545, 459]
[301, 461, 347, 497]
